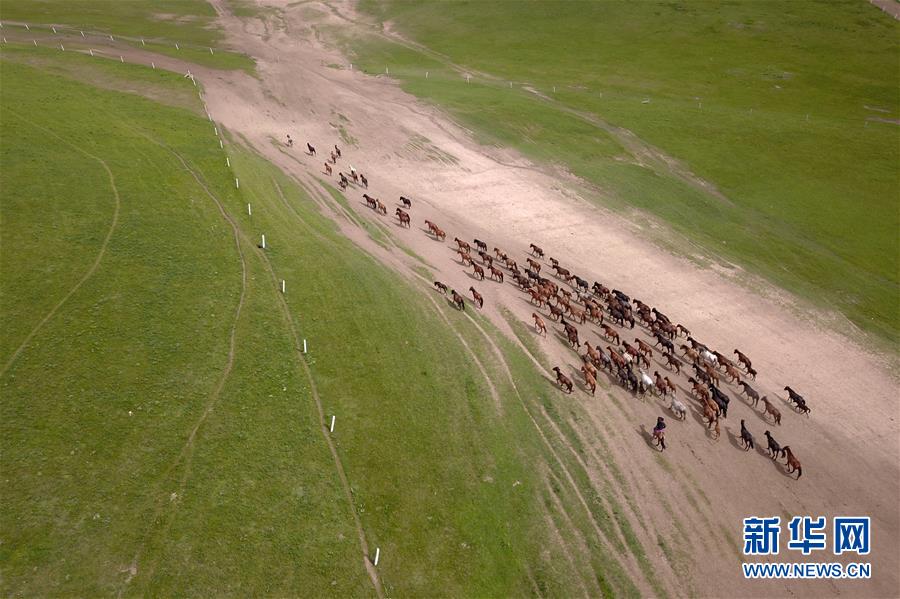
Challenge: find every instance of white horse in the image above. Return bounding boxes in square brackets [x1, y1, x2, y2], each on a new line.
[670, 397, 687, 420]
[702, 349, 718, 366]
[639, 369, 654, 392]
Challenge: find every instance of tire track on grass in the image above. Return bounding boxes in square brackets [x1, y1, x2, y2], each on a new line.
[402, 269, 647, 595]
[455, 308, 657, 596]
[1, 111, 121, 378]
[114, 133, 248, 593]
[163, 145, 384, 597]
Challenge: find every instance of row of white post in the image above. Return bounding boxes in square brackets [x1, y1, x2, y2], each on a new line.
[2, 20, 218, 54]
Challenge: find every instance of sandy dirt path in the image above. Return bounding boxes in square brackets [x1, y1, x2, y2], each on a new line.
[20, 1, 896, 595]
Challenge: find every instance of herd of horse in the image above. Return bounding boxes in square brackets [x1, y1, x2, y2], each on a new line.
[306, 137, 809, 479]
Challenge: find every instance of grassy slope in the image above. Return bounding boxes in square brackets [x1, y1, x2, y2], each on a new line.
[354, 0, 900, 343]
[0, 0, 254, 71]
[0, 46, 652, 596]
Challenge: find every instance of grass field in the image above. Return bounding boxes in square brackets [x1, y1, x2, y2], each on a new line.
[352, 0, 900, 343]
[0, 41, 663, 595]
[0, 0, 255, 71]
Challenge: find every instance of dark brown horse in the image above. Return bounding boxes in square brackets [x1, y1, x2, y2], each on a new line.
[451, 290, 465, 310]
[552, 367, 573, 393]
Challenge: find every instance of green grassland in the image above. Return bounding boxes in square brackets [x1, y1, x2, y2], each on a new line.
[353, 0, 900, 343]
[0, 44, 661, 595]
[0, 0, 254, 71]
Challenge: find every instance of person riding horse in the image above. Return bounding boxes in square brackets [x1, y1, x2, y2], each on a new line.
[653, 416, 667, 451]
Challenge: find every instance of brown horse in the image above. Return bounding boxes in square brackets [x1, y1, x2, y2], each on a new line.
[663, 352, 682, 374]
[528, 288, 545, 307]
[548, 303, 564, 321]
[568, 305, 587, 324]
[433, 226, 446, 241]
[653, 371, 668, 397]
[634, 338, 654, 361]
[457, 249, 473, 266]
[529, 243, 544, 257]
[363, 194, 377, 209]
[375, 199, 387, 215]
[395, 208, 410, 227]
[450, 290, 465, 310]
[532, 312, 547, 335]
[472, 264, 485, 280]
[724, 363, 742, 384]
[469, 286, 484, 308]
[564, 327, 579, 349]
[664, 377, 677, 396]
[581, 367, 597, 395]
[454, 237, 471, 252]
[734, 349, 752, 371]
[433, 281, 449, 294]
[601, 324, 620, 345]
[583, 341, 601, 364]
[489, 266, 504, 283]
[782, 446, 802, 478]
[552, 367, 573, 393]
[324, 162, 332, 176]
[526, 258, 541, 272]
[680, 344, 699, 364]
[760, 396, 782, 425]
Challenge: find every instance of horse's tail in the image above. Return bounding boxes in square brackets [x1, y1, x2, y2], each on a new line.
[796, 466, 802, 479]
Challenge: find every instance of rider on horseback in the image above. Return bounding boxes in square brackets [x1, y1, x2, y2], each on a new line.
[653, 416, 667, 450]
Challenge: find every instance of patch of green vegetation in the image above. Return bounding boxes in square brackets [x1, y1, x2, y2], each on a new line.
[0, 0, 255, 71]
[353, 0, 900, 343]
[0, 58, 364, 595]
[1, 43, 204, 114]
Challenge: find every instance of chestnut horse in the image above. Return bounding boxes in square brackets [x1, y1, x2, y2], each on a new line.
[760, 396, 781, 425]
[782, 446, 802, 478]
[532, 312, 547, 335]
[469, 286, 484, 308]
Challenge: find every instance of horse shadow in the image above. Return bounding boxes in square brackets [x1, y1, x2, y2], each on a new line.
[725, 426, 749, 452]
[754, 442, 772, 460]
[773, 459, 797, 479]
[464, 271, 485, 282]
[444, 296, 464, 312]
